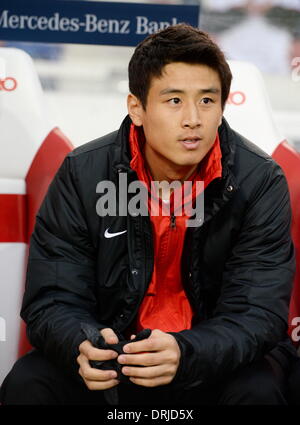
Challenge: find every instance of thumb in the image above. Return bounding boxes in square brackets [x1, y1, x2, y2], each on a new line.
[100, 328, 119, 344]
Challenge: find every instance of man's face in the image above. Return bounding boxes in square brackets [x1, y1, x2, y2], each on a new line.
[128, 62, 223, 180]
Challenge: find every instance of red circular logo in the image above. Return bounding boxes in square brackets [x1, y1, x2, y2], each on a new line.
[0, 77, 18, 92]
[227, 91, 246, 105]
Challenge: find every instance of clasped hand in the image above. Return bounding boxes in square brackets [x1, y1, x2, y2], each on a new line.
[77, 328, 181, 390]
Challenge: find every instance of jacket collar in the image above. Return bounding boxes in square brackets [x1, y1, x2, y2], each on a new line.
[218, 116, 236, 178]
[111, 115, 239, 223]
[112, 115, 133, 175]
[113, 115, 236, 174]
[202, 117, 239, 225]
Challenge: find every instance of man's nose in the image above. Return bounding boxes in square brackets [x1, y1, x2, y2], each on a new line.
[181, 103, 201, 128]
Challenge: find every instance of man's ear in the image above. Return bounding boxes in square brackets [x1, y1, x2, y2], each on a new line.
[127, 93, 144, 126]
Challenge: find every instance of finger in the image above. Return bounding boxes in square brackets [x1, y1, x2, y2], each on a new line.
[78, 354, 118, 381]
[83, 378, 120, 391]
[101, 328, 119, 344]
[130, 334, 136, 340]
[79, 340, 118, 361]
[80, 366, 118, 382]
[118, 352, 162, 367]
[122, 364, 171, 380]
[129, 376, 172, 388]
[123, 337, 159, 354]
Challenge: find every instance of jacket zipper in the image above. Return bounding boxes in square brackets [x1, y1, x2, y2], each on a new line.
[170, 214, 176, 229]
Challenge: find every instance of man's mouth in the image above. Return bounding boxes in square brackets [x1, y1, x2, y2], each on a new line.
[179, 137, 202, 149]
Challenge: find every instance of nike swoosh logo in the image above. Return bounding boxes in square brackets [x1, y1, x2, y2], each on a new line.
[104, 228, 127, 239]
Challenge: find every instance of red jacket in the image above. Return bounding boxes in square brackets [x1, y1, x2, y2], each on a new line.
[129, 124, 222, 333]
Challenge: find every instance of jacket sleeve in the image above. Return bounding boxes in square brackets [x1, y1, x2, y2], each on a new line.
[21, 154, 104, 378]
[171, 161, 295, 389]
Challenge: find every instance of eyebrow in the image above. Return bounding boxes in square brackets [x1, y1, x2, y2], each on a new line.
[159, 87, 221, 96]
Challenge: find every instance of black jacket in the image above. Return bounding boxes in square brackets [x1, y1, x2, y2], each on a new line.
[21, 115, 295, 389]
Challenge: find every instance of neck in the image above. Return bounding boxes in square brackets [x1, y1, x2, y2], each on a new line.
[145, 147, 198, 184]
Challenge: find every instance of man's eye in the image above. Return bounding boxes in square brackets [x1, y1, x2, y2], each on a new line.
[201, 97, 213, 104]
[168, 98, 181, 104]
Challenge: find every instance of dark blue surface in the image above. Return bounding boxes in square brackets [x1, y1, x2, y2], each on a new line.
[0, 0, 200, 46]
